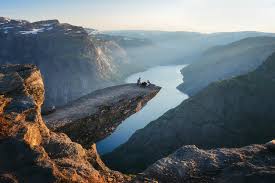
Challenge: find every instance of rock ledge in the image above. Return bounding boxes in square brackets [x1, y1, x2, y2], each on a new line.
[44, 84, 161, 147]
[0, 64, 130, 183]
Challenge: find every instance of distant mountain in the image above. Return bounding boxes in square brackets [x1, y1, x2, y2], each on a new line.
[0, 17, 129, 108]
[106, 30, 275, 67]
[1, 17, 274, 108]
[88, 30, 153, 49]
[103, 52, 275, 173]
[178, 36, 275, 95]
[106, 30, 275, 43]
[87, 31, 154, 75]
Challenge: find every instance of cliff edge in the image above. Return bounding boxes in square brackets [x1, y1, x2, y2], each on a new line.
[0, 64, 131, 183]
[44, 84, 161, 148]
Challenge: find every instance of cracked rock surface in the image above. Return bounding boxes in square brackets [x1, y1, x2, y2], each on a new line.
[0, 64, 131, 183]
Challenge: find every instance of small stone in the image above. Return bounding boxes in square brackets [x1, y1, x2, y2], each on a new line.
[107, 177, 113, 182]
[265, 140, 275, 152]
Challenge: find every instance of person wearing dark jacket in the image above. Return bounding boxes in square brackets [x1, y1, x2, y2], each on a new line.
[137, 77, 141, 85]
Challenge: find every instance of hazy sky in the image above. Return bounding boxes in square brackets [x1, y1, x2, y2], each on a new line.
[1, 0, 275, 33]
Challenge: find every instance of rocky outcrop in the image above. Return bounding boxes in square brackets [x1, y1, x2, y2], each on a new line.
[178, 37, 275, 95]
[0, 64, 130, 183]
[45, 84, 161, 148]
[103, 52, 275, 173]
[136, 142, 275, 183]
[0, 17, 129, 109]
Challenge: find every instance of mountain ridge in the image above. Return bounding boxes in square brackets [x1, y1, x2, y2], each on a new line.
[103, 51, 275, 173]
[178, 36, 275, 95]
[0, 17, 129, 109]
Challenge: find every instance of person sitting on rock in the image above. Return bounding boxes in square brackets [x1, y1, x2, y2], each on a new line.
[147, 80, 151, 86]
[141, 81, 147, 87]
[137, 77, 141, 85]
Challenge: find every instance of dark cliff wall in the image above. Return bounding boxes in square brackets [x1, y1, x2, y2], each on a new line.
[104, 52, 275, 173]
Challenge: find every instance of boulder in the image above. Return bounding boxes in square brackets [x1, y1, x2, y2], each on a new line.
[136, 143, 275, 183]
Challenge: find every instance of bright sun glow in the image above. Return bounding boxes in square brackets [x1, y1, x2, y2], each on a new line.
[1, 0, 275, 33]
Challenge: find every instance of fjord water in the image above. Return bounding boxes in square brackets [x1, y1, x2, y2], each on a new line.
[97, 65, 189, 154]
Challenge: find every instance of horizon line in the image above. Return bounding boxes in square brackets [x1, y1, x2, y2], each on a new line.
[2, 15, 275, 34]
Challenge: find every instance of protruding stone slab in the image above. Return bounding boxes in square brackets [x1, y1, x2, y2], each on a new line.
[44, 84, 161, 148]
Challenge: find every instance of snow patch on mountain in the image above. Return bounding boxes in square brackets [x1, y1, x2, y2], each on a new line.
[20, 28, 44, 34]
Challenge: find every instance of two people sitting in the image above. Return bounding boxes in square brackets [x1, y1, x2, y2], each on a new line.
[137, 77, 151, 87]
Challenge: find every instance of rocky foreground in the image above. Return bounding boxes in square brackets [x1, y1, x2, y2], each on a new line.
[45, 84, 160, 148]
[136, 142, 275, 183]
[0, 64, 132, 183]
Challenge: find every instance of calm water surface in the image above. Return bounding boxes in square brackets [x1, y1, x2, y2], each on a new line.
[97, 65, 189, 154]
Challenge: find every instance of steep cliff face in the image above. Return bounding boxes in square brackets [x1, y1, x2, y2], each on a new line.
[0, 64, 130, 183]
[136, 142, 275, 183]
[178, 37, 275, 95]
[0, 17, 128, 109]
[91, 36, 134, 80]
[88, 32, 153, 78]
[104, 52, 275, 173]
[45, 84, 161, 148]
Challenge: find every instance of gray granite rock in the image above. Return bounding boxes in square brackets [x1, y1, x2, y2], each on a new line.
[44, 84, 161, 147]
[136, 143, 275, 183]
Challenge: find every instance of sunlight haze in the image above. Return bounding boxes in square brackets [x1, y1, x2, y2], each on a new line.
[1, 0, 275, 32]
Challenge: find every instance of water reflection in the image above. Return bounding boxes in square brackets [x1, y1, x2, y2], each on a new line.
[97, 65, 189, 154]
